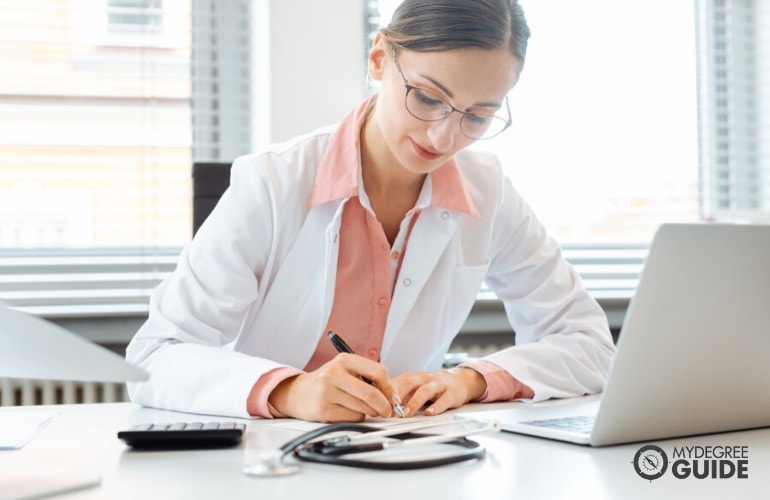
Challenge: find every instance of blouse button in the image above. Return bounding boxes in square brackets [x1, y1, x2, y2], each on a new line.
[390, 250, 400, 260]
[367, 348, 379, 359]
[378, 297, 388, 308]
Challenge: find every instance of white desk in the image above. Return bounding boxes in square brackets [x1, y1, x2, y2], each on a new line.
[2, 400, 769, 500]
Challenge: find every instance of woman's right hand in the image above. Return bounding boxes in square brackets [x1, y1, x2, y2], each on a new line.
[267, 353, 396, 422]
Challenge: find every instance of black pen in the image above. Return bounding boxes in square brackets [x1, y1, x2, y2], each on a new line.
[328, 330, 356, 355]
[327, 331, 406, 418]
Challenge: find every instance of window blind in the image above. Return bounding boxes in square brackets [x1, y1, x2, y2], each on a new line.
[696, 0, 770, 221]
[0, 0, 192, 249]
[190, 0, 253, 163]
[0, 248, 179, 317]
[0, 0, 192, 317]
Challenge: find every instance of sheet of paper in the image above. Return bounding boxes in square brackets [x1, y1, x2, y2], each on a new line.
[265, 414, 450, 433]
[0, 409, 59, 449]
[0, 463, 101, 500]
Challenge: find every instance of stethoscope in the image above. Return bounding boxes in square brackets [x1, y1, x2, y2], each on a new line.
[244, 417, 500, 476]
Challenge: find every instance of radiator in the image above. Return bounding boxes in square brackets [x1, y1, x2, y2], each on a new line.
[0, 378, 128, 406]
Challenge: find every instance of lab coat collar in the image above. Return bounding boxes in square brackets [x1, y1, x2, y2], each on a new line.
[308, 96, 480, 218]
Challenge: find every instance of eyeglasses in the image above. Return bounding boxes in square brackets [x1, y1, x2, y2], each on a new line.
[391, 48, 512, 141]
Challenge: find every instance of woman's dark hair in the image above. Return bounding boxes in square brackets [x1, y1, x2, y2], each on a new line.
[380, 0, 531, 66]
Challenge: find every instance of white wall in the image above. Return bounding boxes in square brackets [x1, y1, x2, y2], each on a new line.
[254, 0, 367, 145]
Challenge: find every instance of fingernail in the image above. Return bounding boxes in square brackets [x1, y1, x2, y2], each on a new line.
[391, 393, 401, 405]
[402, 406, 410, 417]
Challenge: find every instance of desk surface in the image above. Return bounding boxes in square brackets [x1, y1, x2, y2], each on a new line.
[2, 399, 769, 500]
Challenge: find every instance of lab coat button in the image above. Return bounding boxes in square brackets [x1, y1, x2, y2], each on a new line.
[441, 211, 450, 220]
[402, 278, 412, 287]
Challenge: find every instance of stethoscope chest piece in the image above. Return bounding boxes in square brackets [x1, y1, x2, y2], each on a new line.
[243, 449, 301, 477]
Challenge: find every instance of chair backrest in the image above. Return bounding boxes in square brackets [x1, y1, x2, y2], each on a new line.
[192, 162, 232, 235]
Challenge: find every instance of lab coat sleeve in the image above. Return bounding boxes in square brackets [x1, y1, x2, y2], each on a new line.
[126, 156, 290, 418]
[481, 175, 616, 402]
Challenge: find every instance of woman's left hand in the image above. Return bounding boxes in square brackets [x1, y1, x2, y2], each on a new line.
[389, 367, 487, 417]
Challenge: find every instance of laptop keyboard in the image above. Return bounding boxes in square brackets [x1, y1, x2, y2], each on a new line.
[521, 415, 596, 434]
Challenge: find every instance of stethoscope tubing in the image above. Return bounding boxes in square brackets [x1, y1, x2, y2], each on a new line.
[278, 418, 499, 470]
[294, 435, 486, 470]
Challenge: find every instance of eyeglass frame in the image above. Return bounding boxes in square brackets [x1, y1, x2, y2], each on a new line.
[389, 46, 513, 141]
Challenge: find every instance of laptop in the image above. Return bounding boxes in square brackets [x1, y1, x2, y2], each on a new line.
[460, 223, 770, 446]
[0, 304, 147, 499]
[0, 302, 148, 382]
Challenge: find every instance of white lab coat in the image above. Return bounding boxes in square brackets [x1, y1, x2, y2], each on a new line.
[126, 123, 615, 418]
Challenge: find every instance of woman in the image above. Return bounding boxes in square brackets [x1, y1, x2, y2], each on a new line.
[126, 0, 614, 422]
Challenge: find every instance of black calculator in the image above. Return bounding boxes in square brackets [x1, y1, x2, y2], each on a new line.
[117, 421, 247, 450]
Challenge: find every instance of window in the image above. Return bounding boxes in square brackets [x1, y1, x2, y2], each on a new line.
[373, 1, 702, 246]
[107, 0, 165, 33]
[0, 0, 359, 319]
[696, 0, 770, 220]
[371, 0, 770, 322]
[376, 0, 769, 241]
[0, 0, 192, 248]
[0, 0, 193, 316]
[1, 0, 767, 321]
[368, 0, 700, 315]
[190, 0, 253, 163]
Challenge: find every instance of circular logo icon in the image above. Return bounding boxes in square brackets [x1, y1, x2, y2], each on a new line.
[633, 445, 668, 481]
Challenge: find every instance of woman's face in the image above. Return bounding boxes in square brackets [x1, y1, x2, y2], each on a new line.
[367, 35, 520, 177]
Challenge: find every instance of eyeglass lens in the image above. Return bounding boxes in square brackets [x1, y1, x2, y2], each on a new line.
[405, 87, 509, 140]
